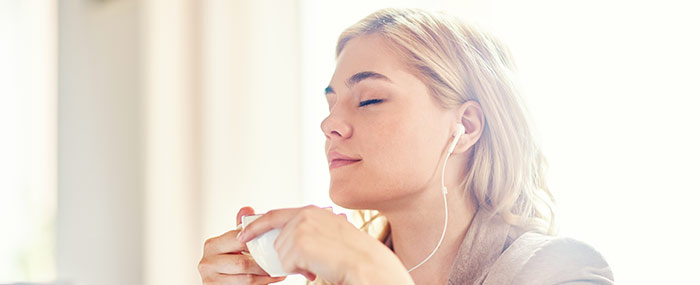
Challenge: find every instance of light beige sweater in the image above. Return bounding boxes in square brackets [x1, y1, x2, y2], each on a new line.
[442, 209, 614, 284]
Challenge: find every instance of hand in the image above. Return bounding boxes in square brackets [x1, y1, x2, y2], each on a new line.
[198, 206, 287, 284]
[237, 205, 414, 284]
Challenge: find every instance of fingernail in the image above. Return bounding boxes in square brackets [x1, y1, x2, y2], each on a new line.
[303, 272, 317, 281]
[236, 231, 245, 242]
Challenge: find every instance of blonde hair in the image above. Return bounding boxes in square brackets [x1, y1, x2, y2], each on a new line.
[312, 8, 555, 284]
[341, 8, 555, 234]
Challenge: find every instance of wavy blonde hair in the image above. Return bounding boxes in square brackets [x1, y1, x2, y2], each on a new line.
[312, 7, 555, 284]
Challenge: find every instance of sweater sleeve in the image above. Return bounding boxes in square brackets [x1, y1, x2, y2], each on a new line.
[511, 237, 614, 285]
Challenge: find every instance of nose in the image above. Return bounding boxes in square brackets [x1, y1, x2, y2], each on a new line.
[320, 112, 352, 140]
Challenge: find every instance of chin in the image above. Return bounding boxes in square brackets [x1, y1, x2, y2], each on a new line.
[329, 187, 356, 209]
[329, 185, 368, 209]
[330, 184, 391, 210]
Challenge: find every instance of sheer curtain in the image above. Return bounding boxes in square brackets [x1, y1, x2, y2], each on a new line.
[145, 1, 304, 284]
[0, 0, 56, 282]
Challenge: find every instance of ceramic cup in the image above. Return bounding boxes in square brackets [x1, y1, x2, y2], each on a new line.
[241, 214, 289, 277]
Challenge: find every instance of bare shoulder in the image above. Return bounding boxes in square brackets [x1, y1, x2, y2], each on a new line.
[510, 234, 615, 284]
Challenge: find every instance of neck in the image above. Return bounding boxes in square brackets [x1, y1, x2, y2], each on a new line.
[380, 180, 478, 283]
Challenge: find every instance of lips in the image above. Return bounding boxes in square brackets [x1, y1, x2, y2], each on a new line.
[327, 151, 361, 169]
[329, 159, 360, 169]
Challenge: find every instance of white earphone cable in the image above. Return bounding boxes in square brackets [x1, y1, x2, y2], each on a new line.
[406, 147, 451, 272]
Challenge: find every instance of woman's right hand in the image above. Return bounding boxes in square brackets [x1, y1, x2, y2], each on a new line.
[198, 206, 287, 284]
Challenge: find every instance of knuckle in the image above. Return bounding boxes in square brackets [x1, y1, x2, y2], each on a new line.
[224, 229, 239, 238]
[197, 259, 213, 282]
[245, 273, 256, 284]
[267, 209, 281, 216]
[201, 274, 215, 283]
[298, 208, 313, 221]
[280, 258, 296, 273]
[244, 258, 254, 272]
[203, 237, 216, 252]
[235, 256, 251, 271]
[336, 214, 349, 225]
[197, 257, 210, 273]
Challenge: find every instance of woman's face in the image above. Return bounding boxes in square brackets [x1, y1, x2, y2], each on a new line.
[321, 35, 455, 210]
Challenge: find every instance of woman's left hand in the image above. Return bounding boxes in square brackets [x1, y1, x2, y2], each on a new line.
[236, 205, 411, 284]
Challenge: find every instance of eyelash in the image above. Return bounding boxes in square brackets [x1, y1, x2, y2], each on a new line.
[359, 99, 383, 107]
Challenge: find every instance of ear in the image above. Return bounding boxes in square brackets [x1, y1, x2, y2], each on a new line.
[452, 100, 485, 154]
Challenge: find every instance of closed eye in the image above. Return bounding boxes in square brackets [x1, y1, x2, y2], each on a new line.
[359, 99, 383, 107]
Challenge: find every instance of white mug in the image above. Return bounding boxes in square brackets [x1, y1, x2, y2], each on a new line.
[241, 214, 290, 277]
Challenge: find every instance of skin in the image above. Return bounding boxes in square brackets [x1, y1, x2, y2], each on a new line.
[198, 34, 485, 284]
[198, 206, 289, 284]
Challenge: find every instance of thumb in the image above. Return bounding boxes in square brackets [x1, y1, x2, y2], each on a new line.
[236, 206, 255, 226]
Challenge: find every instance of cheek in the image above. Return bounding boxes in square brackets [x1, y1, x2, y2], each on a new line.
[384, 123, 440, 184]
[329, 116, 440, 208]
[377, 111, 448, 191]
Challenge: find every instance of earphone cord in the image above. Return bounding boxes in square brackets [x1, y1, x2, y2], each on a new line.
[406, 148, 451, 273]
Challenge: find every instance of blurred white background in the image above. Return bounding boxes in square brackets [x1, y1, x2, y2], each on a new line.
[1, 0, 698, 284]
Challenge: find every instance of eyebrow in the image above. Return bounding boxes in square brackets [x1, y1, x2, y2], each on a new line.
[324, 71, 392, 95]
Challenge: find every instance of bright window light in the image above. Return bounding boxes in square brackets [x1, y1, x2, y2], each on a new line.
[300, 1, 700, 284]
[0, 0, 56, 283]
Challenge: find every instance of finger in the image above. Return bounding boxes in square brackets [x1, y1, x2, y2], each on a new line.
[237, 206, 255, 226]
[204, 229, 248, 256]
[273, 235, 317, 282]
[272, 211, 328, 277]
[238, 207, 307, 243]
[301, 271, 317, 281]
[208, 273, 286, 284]
[204, 253, 269, 275]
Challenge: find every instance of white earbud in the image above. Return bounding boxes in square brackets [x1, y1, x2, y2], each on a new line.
[447, 123, 465, 154]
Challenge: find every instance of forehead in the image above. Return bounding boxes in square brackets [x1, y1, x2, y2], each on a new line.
[331, 35, 407, 85]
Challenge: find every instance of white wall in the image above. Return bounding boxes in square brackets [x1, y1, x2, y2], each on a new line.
[200, 0, 303, 239]
[141, 0, 201, 284]
[57, 1, 142, 285]
[58, 0, 305, 284]
[57, 0, 306, 283]
[199, 1, 304, 283]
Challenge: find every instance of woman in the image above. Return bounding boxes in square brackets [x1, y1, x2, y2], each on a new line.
[198, 8, 614, 284]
